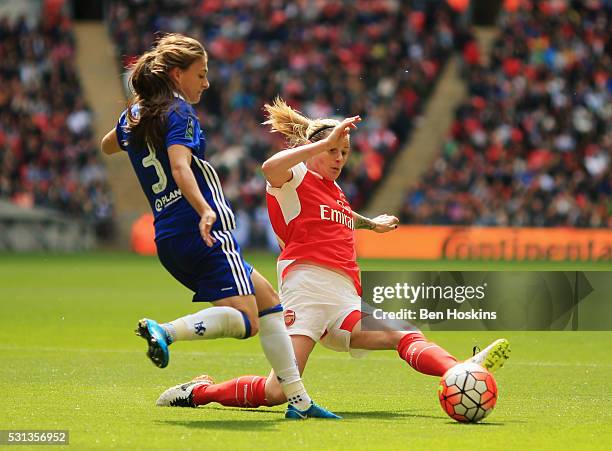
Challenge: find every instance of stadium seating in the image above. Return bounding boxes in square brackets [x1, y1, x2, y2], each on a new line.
[0, 9, 114, 238]
[401, 2, 611, 228]
[106, 0, 460, 246]
[4, 1, 609, 252]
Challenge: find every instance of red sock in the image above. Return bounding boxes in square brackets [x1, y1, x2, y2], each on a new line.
[192, 376, 269, 408]
[397, 332, 458, 376]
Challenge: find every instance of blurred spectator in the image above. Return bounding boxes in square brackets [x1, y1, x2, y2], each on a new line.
[402, 1, 611, 228]
[107, 0, 460, 246]
[0, 11, 115, 238]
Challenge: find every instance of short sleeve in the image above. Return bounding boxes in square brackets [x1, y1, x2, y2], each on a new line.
[115, 110, 129, 151]
[166, 107, 199, 151]
[266, 162, 308, 196]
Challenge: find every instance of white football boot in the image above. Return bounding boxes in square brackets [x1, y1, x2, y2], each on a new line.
[467, 338, 511, 372]
[156, 375, 214, 407]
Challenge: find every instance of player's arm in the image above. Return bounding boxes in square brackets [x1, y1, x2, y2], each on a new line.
[262, 116, 361, 188]
[167, 144, 216, 246]
[353, 211, 399, 233]
[101, 128, 122, 155]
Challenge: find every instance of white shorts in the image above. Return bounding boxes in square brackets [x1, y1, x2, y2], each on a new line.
[279, 264, 368, 358]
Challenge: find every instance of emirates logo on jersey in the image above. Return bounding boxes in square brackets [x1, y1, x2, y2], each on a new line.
[284, 309, 296, 327]
[320, 204, 354, 230]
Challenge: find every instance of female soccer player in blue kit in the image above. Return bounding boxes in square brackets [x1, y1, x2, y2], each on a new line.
[100, 33, 337, 419]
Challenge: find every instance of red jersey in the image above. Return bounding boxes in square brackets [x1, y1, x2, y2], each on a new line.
[266, 163, 361, 295]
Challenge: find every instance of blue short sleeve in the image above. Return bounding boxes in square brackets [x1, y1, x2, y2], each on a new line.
[166, 106, 199, 152]
[116, 110, 129, 151]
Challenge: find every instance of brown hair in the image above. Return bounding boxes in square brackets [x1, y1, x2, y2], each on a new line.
[262, 97, 339, 147]
[127, 33, 206, 152]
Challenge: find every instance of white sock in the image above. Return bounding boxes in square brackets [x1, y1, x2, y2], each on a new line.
[258, 310, 312, 410]
[164, 307, 248, 341]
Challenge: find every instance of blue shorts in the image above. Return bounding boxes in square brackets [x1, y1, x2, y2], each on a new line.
[156, 230, 254, 302]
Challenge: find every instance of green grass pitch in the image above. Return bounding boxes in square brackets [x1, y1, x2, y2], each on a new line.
[1, 253, 611, 450]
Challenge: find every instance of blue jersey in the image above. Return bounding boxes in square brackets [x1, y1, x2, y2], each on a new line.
[116, 97, 236, 241]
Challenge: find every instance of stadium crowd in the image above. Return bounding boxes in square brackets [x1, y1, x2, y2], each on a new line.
[4, 0, 607, 248]
[107, 0, 459, 246]
[401, 1, 611, 228]
[0, 8, 114, 237]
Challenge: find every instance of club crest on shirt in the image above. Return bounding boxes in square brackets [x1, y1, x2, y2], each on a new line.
[336, 199, 352, 214]
[284, 309, 296, 327]
[185, 116, 195, 140]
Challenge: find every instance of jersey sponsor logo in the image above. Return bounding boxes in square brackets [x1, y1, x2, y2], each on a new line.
[320, 204, 354, 230]
[284, 309, 296, 327]
[154, 188, 183, 212]
[185, 116, 195, 140]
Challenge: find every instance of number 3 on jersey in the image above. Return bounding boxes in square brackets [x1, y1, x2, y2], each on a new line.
[142, 143, 167, 194]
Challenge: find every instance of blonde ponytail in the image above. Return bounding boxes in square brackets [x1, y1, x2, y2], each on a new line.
[263, 97, 339, 147]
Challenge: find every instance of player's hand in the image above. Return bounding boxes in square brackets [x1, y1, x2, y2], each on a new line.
[370, 214, 399, 233]
[324, 116, 361, 148]
[199, 209, 217, 246]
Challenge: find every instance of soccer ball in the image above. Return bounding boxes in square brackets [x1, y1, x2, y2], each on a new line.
[437, 362, 498, 423]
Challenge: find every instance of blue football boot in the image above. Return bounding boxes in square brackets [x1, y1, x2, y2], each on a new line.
[135, 318, 172, 368]
[285, 402, 342, 419]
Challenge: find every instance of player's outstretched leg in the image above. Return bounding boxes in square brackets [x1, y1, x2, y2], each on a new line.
[135, 318, 173, 368]
[180, 374, 340, 419]
[396, 332, 459, 376]
[190, 375, 270, 408]
[135, 306, 253, 368]
[466, 338, 511, 372]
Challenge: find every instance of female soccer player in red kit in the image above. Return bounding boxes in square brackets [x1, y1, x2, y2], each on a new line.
[157, 98, 510, 413]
